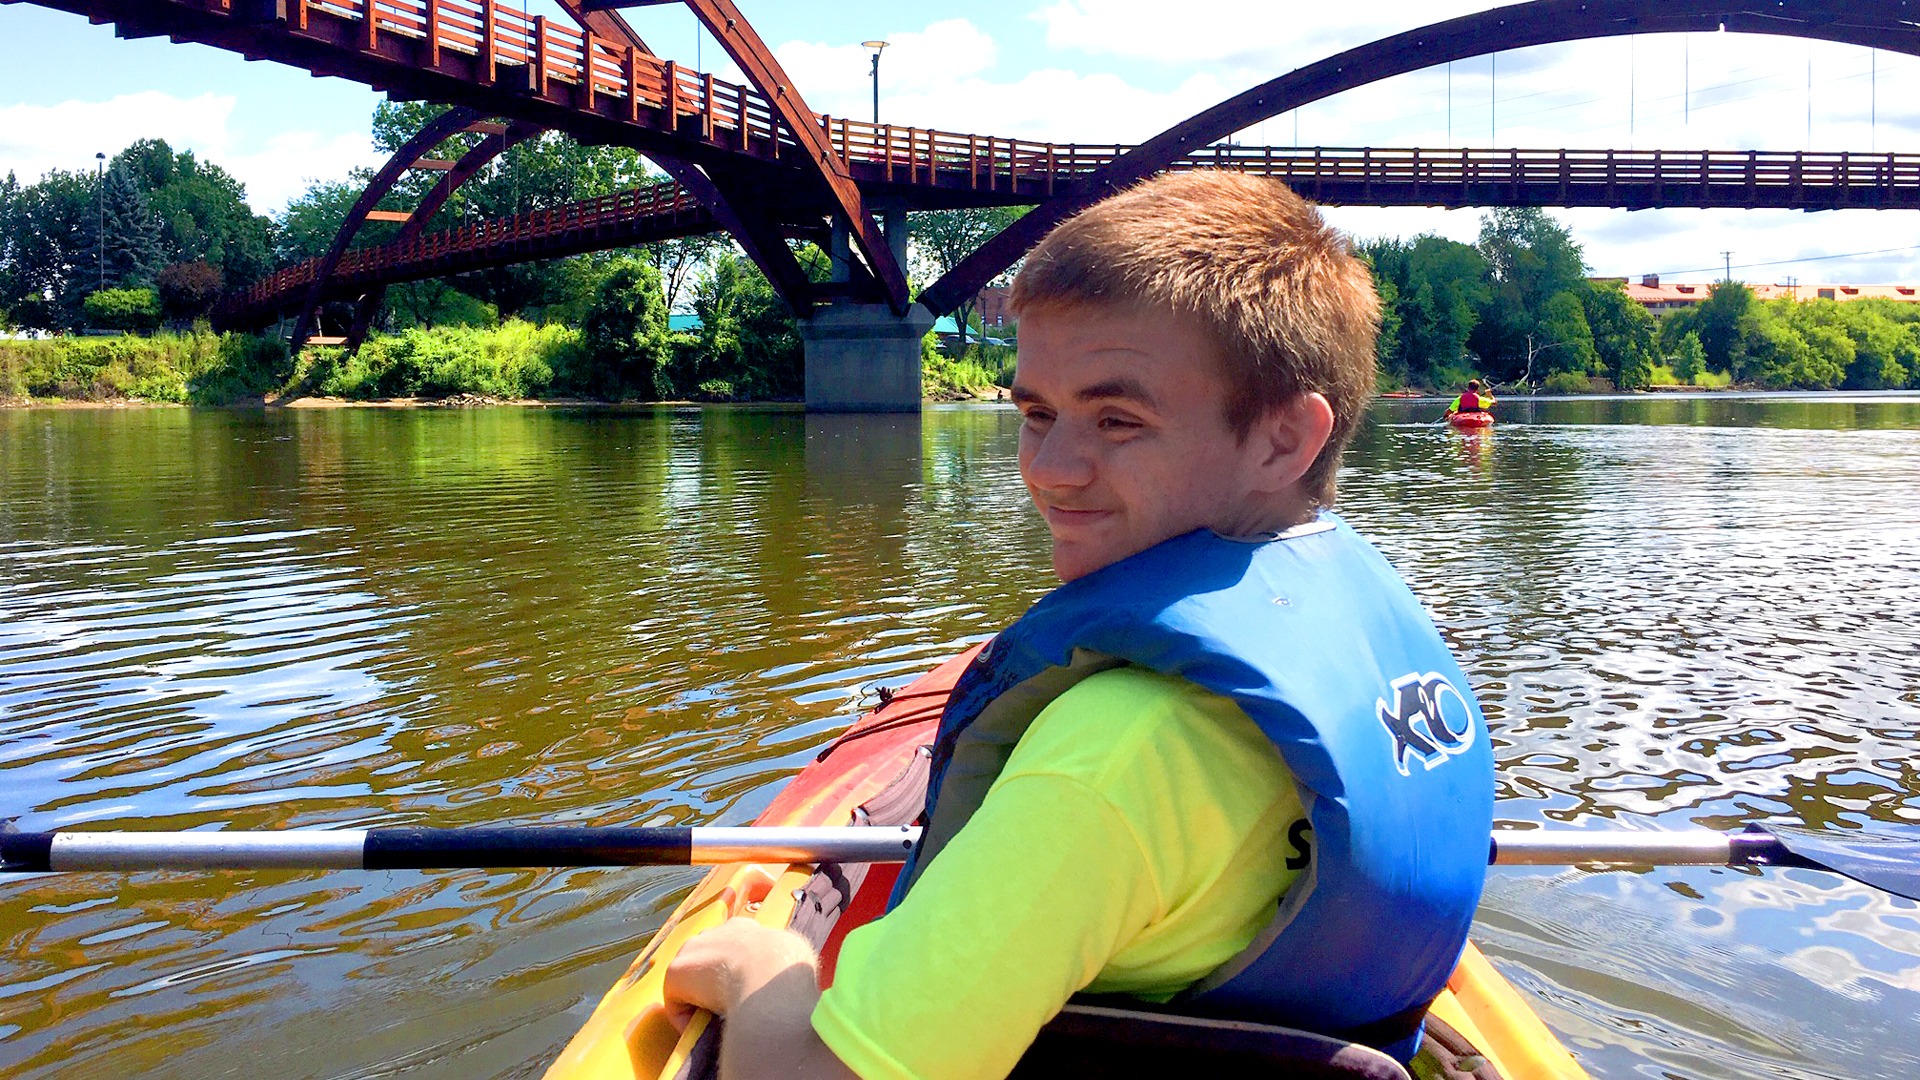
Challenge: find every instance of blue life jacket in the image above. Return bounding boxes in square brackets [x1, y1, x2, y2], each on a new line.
[889, 515, 1493, 1061]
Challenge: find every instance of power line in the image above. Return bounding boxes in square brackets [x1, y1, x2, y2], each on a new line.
[1652, 243, 1920, 278]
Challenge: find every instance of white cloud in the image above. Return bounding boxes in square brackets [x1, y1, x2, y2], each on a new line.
[879, 69, 1233, 144]
[1034, 0, 1468, 69]
[776, 9, 1920, 285]
[218, 129, 384, 213]
[0, 92, 237, 181]
[0, 91, 380, 214]
[774, 18, 999, 113]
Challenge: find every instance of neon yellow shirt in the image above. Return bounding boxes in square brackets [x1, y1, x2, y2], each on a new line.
[812, 666, 1307, 1080]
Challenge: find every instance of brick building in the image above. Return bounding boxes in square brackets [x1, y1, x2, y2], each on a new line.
[1612, 274, 1920, 315]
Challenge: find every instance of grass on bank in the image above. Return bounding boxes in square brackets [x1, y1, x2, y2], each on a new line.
[0, 330, 289, 405]
[924, 342, 1014, 401]
[5, 325, 1022, 406]
[299, 321, 581, 400]
[1646, 364, 1735, 389]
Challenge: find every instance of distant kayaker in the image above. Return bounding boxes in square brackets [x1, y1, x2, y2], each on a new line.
[663, 172, 1494, 1080]
[1446, 379, 1495, 418]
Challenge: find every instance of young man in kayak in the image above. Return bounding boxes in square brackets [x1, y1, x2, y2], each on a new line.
[1446, 379, 1495, 418]
[664, 171, 1494, 1080]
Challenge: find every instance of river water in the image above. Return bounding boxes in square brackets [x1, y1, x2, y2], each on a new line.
[2, 394, 1918, 1079]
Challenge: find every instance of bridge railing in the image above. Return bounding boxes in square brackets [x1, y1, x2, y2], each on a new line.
[231, 142, 1920, 322]
[229, 181, 699, 318]
[1168, 146, 1920, 196]
[246, 0, 1920, 199]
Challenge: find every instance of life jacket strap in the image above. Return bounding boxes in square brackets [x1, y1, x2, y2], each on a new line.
[1067, 992, 1432, 1060]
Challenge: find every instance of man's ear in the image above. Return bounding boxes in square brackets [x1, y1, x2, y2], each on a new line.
[1247, 392, 1334, 493]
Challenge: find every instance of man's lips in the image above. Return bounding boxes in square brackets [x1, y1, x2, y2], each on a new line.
[1042, 505, 1113, 529]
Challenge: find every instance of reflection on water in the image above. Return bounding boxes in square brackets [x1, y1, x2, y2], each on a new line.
[2, 394, 1918, 1078]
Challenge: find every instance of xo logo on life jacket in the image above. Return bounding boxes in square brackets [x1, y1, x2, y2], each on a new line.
[1375, 672, 1476, 776]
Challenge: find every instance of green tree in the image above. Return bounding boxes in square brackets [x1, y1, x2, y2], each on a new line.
[1360, 235, 1491, 387]
[679, 251, 809, 400]
[641, 234, 723, 313]
[276, 174, 382, 263]
[575, 257, 671, 398]
[92, 160, 165, 289]
[1, 168, 98, 330]
[1578, 278, 1658, 389]
[1527, 291, 1598, 383]
[115, 139, 275, 286]
[1830, 299, 1918, 389]
[1669, 331, 1706, 383]
[1671, 281, 1753, 375]
[1405, 237, 1491, 383]
[1756, 301, 1849, 389]
[908, 206, 1028, 340]
[1470, 208, 1588, 380]
[1369, 272, 1404, 385]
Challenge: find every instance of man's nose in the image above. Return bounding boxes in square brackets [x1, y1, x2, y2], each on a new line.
[1023, 423, 1096, 489]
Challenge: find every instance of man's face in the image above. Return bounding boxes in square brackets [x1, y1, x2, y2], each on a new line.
[1011, 305, 1272, 582]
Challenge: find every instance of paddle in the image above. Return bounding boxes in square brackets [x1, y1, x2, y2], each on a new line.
[4, 823, 1915, 900]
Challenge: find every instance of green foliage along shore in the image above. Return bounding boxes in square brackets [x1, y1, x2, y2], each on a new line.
[0, 330, 289, 405]
[1361, 208, 1920, 393]
[10, 108, 1917, 405]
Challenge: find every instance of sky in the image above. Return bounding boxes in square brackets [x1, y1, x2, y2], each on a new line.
[3, 0, 1918, 286]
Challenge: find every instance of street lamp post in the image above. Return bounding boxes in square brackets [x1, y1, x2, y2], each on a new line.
[95, 152, 106, 292]
[862, 40, 889, 124]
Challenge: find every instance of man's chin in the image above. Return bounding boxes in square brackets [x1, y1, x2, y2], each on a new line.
[1051, 540, 1124, 583]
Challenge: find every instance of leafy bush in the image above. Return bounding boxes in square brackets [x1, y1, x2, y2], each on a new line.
[570, 258, 670, 398]
[1668, 331, 1706, 383]
[0, 330, 285, 403]
[82, 288, 162, 333]
[923, 334, 1001, 400]
[1541, 370, 1593, 395]
[310, 321, 575, 400]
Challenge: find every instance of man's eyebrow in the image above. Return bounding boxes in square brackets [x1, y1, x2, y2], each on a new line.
[1076, 377, 1158, 408]
[1009, 385, 1046, 406]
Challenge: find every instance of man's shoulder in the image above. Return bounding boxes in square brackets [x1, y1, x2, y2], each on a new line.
[1010, 666, 1273, 783]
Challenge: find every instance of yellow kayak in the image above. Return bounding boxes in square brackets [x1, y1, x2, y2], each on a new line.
[546, 648, 1588, 1080]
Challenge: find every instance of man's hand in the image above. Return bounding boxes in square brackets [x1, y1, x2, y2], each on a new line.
[662, 917, 818, 1028]
[660, 918, 858, 1080]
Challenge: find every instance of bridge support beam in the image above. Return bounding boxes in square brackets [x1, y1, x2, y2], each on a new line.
[801, 302, 935, 413]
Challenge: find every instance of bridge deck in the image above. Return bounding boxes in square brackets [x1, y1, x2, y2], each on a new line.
[27, 0, 1920, 212]
[37, 0, 1920, 330]
[220, 141, 1920, 330]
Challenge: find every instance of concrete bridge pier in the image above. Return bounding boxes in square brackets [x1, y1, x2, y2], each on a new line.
[804, 203, 931, 413]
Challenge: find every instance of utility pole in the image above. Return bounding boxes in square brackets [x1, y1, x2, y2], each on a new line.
[1721, 251, 1733, 284]
[95, 152, 106, 292]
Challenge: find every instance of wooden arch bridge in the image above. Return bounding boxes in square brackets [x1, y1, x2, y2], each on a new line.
[16, 0, 1920, 407]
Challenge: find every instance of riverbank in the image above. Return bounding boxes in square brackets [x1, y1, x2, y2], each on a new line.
[3, 324, 1008, 409]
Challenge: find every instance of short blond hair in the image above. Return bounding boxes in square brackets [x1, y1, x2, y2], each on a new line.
[1009, 171, 1378, 504]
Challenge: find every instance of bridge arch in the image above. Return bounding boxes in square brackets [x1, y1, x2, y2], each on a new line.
[921, 0, 1920, 314]
[337, 119, 545, 351]
[287, 105, 483, 351]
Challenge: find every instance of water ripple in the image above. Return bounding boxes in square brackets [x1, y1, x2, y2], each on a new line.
[0, 398, 1916, 1078]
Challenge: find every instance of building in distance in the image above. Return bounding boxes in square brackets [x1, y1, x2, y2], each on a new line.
[1608, 274, 1920, 315]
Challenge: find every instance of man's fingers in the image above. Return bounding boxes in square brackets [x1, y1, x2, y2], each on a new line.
[664, 999, 700, 1034]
